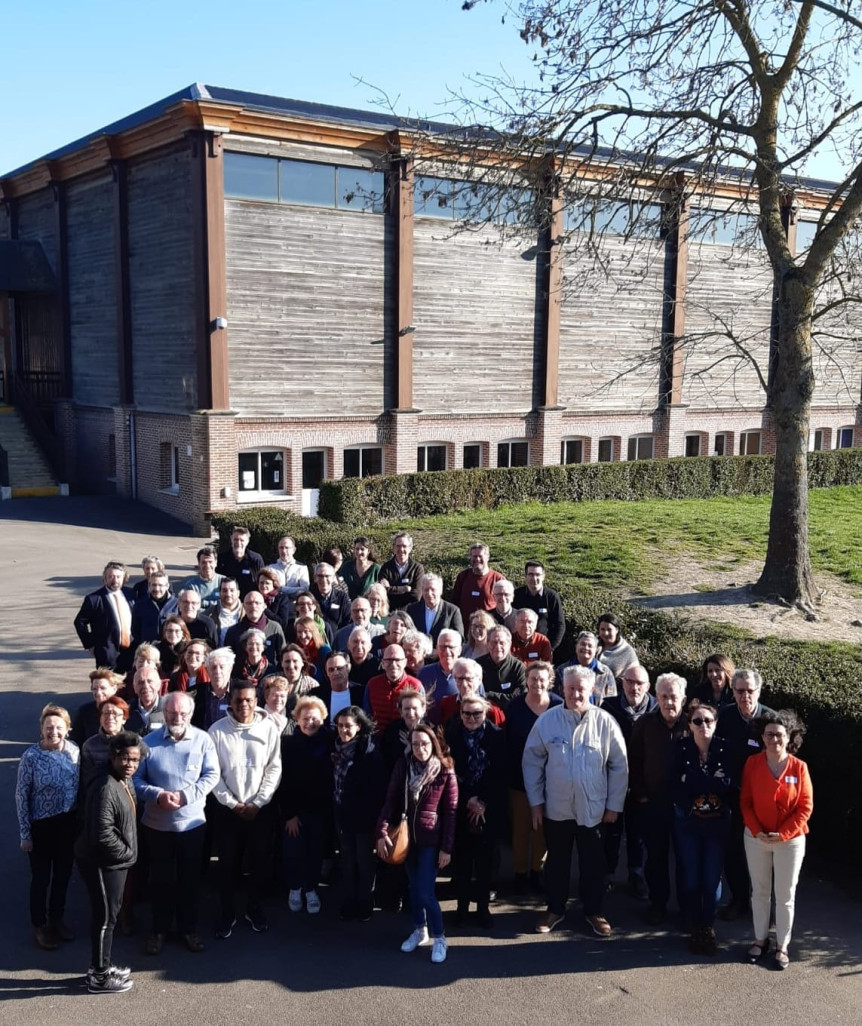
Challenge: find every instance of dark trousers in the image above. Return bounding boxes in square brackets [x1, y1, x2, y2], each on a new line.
[335, 822, 376, 912]
[145, 824, 206, 934]
[673, 813, 729, 927]
[453, 823, 496, 911]
[603, 795, 646, 878]
[283, 808, 329, 892]
[214, 802, 273, 917]
[642, 799, 680, 908]
[724, 804, 750, 907]
[78, 860, 127, 972]
[28, 812, 76, 927]
[543, 817, 606, 917]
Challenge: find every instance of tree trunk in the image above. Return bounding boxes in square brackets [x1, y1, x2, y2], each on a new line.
[753, 269, 818, 610]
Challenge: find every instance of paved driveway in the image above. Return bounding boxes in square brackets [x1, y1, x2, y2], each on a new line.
[1, 497, 859, 1024]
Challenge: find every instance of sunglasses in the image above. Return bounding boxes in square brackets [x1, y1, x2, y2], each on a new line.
[691, 717, 715, 727]
[462, 711, 484, 719]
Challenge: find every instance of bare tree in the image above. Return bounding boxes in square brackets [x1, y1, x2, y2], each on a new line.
[424, 0, 862, 610]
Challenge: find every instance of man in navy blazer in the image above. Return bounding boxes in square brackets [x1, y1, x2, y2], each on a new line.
[406, 573, 465, 646]
[73, 561, 136, 671]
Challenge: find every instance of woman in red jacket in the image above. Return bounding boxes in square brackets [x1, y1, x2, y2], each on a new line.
[740, 709, 813, 971]
[377, 724, 458, 964]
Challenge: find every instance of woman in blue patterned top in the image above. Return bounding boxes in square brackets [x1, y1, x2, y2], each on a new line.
[15, 704, 80, 950]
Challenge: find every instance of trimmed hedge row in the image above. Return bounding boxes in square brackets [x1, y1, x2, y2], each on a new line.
[210, 506, 860, 871]
[317, 448, 862, 523]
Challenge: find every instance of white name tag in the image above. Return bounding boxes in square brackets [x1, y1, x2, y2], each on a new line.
[472, 590, 480, 597]
[747, 739, 760, 747]
[242, 569, 251, 575]
[501, 681, 511, 690]
[539, 608, 547, 615]
[785, 776, 798, 784]
[529, 652, 538, 658]
[331, 604, 340, 610]
[401, 577, 408, 583]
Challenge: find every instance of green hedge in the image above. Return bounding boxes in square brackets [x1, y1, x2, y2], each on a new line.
[318, 448, 862, 523]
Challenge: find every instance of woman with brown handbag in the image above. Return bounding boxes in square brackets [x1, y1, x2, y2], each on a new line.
[376, 724, 458, 964]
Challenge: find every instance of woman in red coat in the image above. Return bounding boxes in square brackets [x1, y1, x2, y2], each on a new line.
[740, 709, 813, 971]
[377, 724, 458, 964]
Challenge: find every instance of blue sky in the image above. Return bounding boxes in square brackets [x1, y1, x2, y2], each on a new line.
[0, 0, 855, 181]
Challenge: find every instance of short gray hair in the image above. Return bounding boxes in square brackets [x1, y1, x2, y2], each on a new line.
[655, 672, 687, 695]
[562, 665, 595, 688]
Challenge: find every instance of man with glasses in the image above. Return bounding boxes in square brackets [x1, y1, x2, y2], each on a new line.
[365, 644, 423, 733]
[602, 664, 656, 899]
[523, 665, 627, 939]
[717, 668, 773, 920]
[629, 672, 689, 925]
[438, 658, 506, 727]
[419, 629, 462, 724]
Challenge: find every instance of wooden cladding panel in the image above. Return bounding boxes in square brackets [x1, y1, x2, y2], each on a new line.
[224, 200, 389, 416]
[66, 174, 119, 405]
[682, 245, 772, 408]
[225, 136, 379, 169]
[810, 280, 862, 407]
[412, 221, 537, 414]
[127, 148, 197, 411]
[0, 205, 9, 240]
[16, 189, 57, 271]
[558, 237, 665, 412]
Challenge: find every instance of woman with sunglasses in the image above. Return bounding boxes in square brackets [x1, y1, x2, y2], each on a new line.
[740, 710, 812, 970]
[670, 700, 734, 956]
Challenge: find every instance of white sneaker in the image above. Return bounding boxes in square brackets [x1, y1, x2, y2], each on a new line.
[288, 889, 303, 913]
[401, 927, 431, 953]
[306, 890, 321, 915]
[431, 936, 448, 963]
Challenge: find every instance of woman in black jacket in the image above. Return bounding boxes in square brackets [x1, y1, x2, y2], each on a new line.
[332, 707, 386, 921]
[75, 730, 146, 994]
[445, 695, 508, 927]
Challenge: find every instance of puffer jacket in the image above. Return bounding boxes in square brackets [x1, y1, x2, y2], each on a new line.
[75, 770, 138, 870]
[377, 757, 458, 853]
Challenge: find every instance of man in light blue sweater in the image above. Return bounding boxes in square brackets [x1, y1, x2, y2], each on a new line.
[134, 691, 220, 955]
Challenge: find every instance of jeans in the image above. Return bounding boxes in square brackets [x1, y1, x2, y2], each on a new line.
[283, 808, 329, 893]
[543, 818, 606, 917]
[744, 829, 806, 949]
[78, 861, 127, 972]
[673, 811, 729, 927]
[406, 845, 444, 937]
[28, 811, 76, 927]
[145, 824, 206, 934]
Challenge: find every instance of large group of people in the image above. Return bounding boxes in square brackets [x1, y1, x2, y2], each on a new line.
[16, 527, 814, 992]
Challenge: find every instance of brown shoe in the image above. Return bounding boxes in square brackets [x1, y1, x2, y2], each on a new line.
[183, 933, 205, 953]
[145, 933, 165, 955]
[587, 915, 612, 938]
[535, 911, 565, 934]
[33, 925, 59, 950]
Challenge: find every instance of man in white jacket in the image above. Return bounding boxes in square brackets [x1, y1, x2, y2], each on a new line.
[523, 665, 627, 938]
[208, 681, 281, 939]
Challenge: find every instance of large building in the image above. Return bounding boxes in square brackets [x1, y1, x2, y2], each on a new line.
[1, 84, 858, 530]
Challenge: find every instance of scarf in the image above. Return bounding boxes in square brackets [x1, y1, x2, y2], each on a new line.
[408, 754, 441, 803]
[241, 658, 267, 682]
[332, 736, 359, 806]
[463, 724, 488, 785]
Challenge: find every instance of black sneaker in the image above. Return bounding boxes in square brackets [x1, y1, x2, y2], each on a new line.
[87, 970, 133, 994]
[87, 964, 131, 984]
[245, 907, 269, 933]
[215, 915, 237, 939]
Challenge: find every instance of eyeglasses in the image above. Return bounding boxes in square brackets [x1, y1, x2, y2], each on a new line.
[764, 731, 787, 740]
[691, 717, 715, 727]
[461, 710, 484, 719]
[453, 674, 477, 682]
[733, 688, 758, 695]
[382, 657, 405, 664]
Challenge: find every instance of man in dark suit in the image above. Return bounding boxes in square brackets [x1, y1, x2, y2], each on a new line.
[74, 561, 136, 671]
[131, 571, 179, 646]
[215, 526, 264, 599]
[177, 589, 219, 649]
[315, 652, 365, 721]
[407, 573, 465, 646]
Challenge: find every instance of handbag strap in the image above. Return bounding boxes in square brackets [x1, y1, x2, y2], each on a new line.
[401, 759, 409, 821]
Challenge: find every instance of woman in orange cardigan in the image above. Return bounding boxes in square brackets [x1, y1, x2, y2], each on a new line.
[740, 709, 813, 971]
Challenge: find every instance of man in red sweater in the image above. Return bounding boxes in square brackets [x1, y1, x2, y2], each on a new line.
[366, 644, 423, 733]
[450, 543, 505, 623]
[510, 609, 553, 666]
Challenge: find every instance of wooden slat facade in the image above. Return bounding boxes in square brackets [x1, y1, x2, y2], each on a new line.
[127, 147, 197, 411]
[66, 173, 119, 405]
[16, 189, 57, 271]
[412, 221, 537, 414]
[682, 244, 773, 407]
[224, 200, 389, 416]
[558, 236, 665, 411]
[810, 278, 862, 408]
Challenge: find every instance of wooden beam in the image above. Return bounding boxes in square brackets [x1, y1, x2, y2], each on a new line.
[110, 160, 134, 404]
[393, 157, 414, 411]
[191, 131, 229, 410]
[667, 180, 689, 406]
[51, 180, 72, 397]
[543, 165, 564, 408]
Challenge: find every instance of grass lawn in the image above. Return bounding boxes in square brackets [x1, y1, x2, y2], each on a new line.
[392, 484, 862, 594]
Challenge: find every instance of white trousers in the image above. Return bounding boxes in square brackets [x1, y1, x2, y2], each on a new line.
[743, 829, 806, 950]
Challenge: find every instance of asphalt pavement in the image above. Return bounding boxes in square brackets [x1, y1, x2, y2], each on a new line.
[0, 496, 859, 1025]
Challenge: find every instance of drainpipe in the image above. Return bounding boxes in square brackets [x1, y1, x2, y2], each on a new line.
[128, 410, 137, 500]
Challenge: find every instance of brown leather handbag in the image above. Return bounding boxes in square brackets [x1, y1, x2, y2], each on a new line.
[380, 769, 410, 865]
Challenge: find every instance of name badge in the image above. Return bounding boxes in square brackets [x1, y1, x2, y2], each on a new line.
[246, 757, 255, 767]
[501, 681, 511, 690]
[785, 776, 798, 784]
[400, 577, 409, 583]
[472, 590, 480, 597]
[539, 608, 547, 615]
[330, 603, 340, 610]
[218, 701, 228, 712]
[242, 569, 251, 575]
[747, 738, 760, 747]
